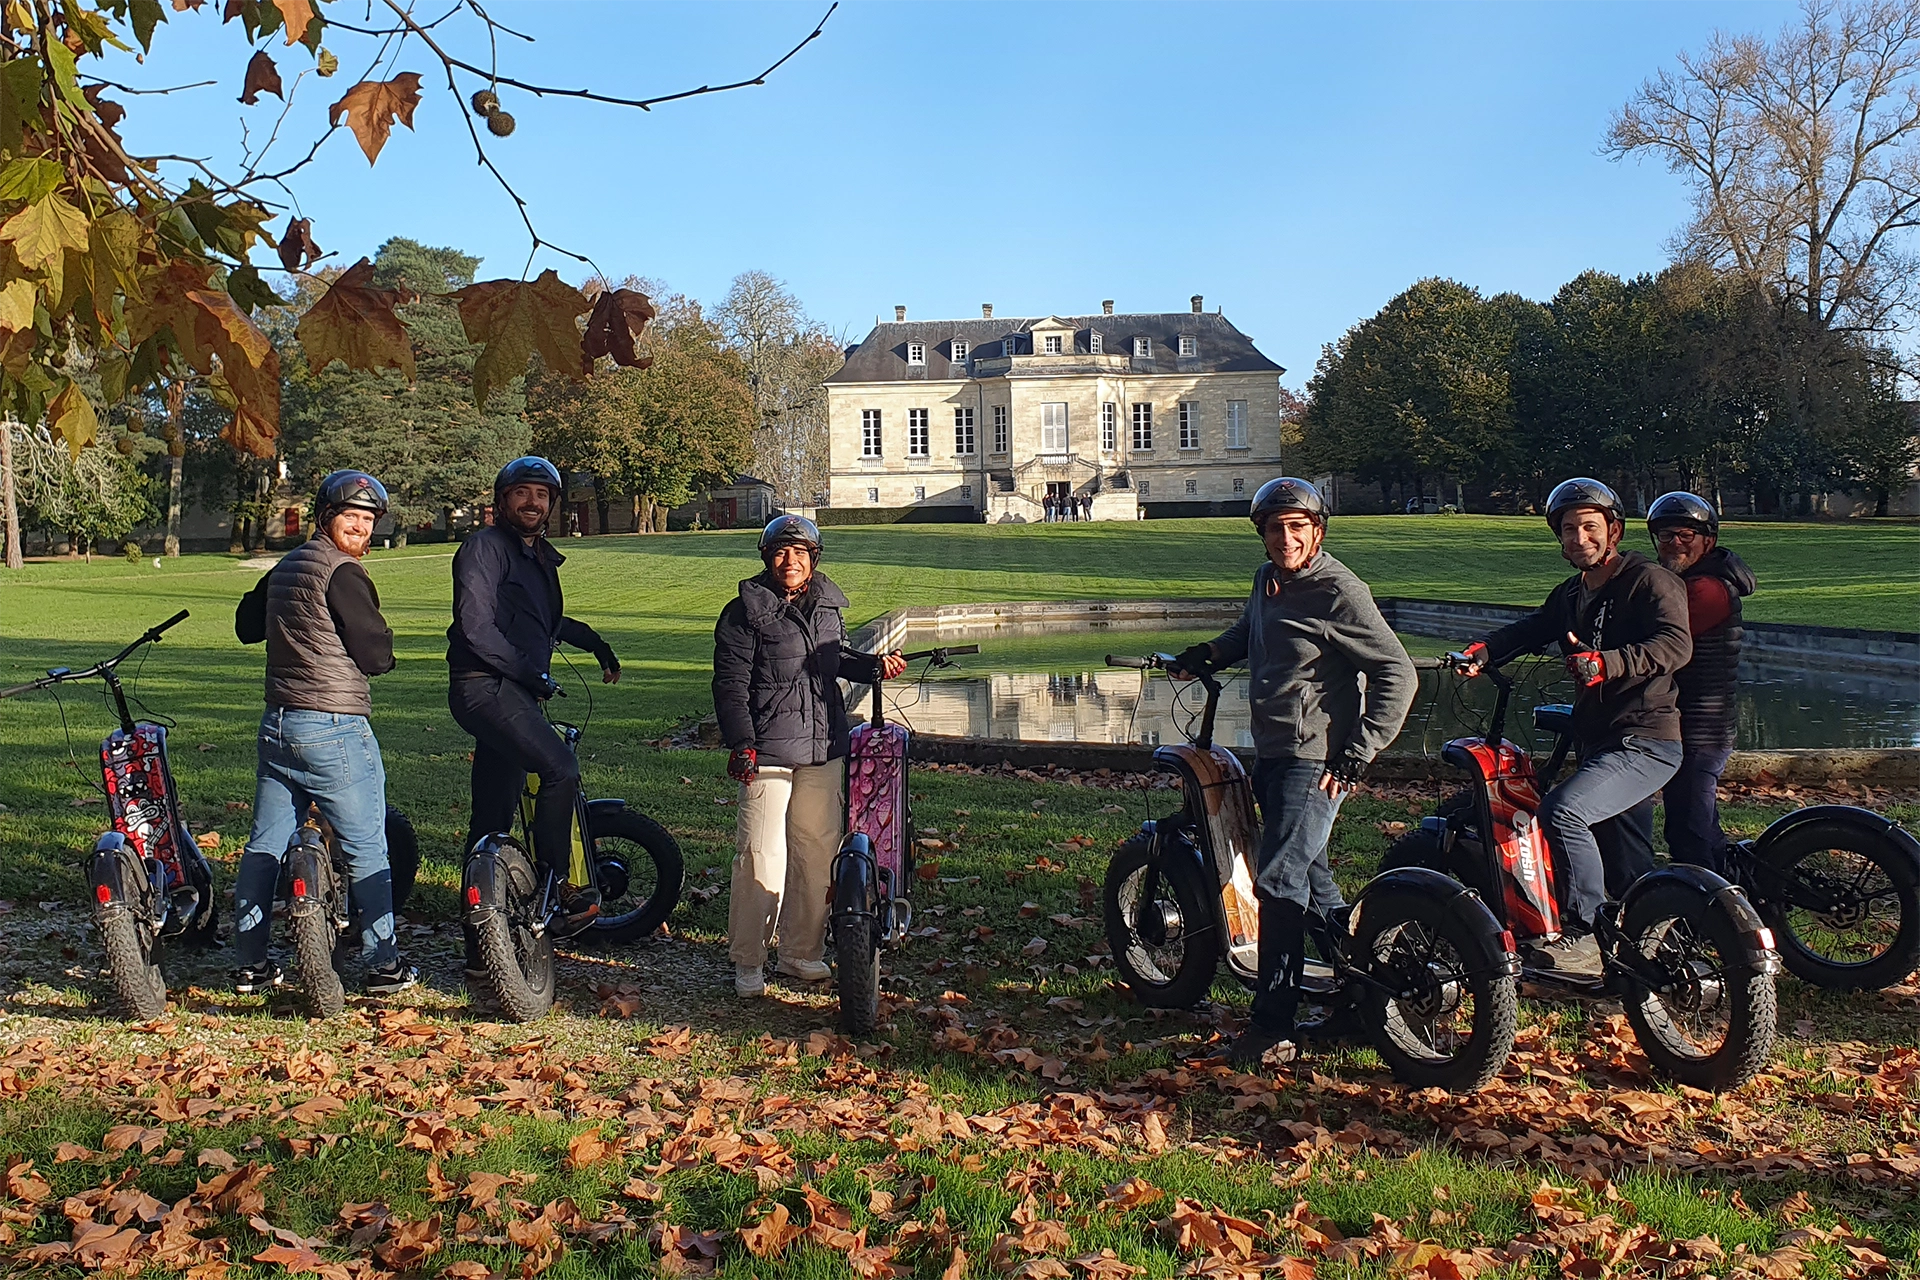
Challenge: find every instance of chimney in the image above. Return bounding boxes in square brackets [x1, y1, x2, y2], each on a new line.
[1191, 295, 1204, 314]
[895, 305, 907, 322]
[1101, 299, 1114, 316]
[981, 303, 993, 319]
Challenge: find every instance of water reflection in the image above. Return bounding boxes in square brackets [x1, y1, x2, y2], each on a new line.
[878, 661, 1920, 751]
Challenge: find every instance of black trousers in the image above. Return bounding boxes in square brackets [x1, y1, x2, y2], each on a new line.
[448, 673, 579, 878]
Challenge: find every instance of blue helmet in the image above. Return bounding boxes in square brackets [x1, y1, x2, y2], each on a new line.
[493, 456, 563, 512]
[312, 470, 388, 528]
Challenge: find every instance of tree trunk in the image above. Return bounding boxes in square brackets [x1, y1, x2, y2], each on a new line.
[394, 526, 409, 549]
[593, 475, 610, 536]
[229, 515, 244, 555]
[630, 493, 640, 533]
[1455, 478, 1465, 512]
[0, 419, 21, 569]
[164, 451, 183, 557]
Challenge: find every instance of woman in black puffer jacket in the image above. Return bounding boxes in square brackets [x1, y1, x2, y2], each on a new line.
[712, 516, 903, 997]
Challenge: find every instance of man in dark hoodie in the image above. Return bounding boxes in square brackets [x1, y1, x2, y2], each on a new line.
[1171, 477, 1418, 1064]
[1617, 493, 1756, 877]
[713, 516, 905, 997]
[1462, 478, 1692, 974]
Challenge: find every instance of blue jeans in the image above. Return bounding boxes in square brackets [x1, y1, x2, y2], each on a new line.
[1537, 736, 1683, 928]
[1251, 758, 1347, 911]
[234, 707, 397, 969]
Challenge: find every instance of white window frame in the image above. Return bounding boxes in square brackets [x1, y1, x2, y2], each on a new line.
[1040, 402, 1069, 454]
[951, 339, 969, 365]
[1133, 336, 1151, 359]
[1131, 402, 1153, 450]
[1226, 400, 1249, 449]
[867, 487, 879, 504]
[907, 408, 929, 458]
[992, 405, 1009, 454]
[1100, 402, 1116, 453]
[907, 341, 925, 366]
[1179, 401, 1200, 450]
[1090, 331, 1103, 355]
[861, 409, 882, 458]
[1043, 334, 1063, 354]
[954, 407, 975, 456]
[1179, 334, 1196, 357]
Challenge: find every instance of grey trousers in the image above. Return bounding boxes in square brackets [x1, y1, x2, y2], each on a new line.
[1537, 736, 1683, 927]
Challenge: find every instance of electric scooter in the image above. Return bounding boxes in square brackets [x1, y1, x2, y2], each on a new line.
[0, 611, 218, 1018]
[1385, 654, 1780, 1092]
[830, 644, 977, 1036]
[1099, 654, 1520, 1093]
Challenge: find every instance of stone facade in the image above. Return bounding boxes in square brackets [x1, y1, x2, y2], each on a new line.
[823, 301, 1285, 519]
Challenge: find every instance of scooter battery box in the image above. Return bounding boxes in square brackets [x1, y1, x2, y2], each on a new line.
[101, 722, 190, 877]
[848, 722, 910, 890]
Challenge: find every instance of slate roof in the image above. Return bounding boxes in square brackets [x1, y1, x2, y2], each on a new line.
[823, 311, 1284, 383]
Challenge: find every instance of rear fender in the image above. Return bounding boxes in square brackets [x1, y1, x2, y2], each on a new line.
[287, 828, 330, 920]
[89, 832, 134, 915]
[1352, 866, 1517, 977]
[1617, 864, 1780, 974]
[1751, 804, 1920, 867]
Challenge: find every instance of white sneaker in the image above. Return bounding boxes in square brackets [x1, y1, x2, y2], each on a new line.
[734, 965, 766, 997]
[776, 957, 832, 983]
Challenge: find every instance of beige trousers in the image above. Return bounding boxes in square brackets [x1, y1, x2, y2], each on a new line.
[728, 757, 846, 969]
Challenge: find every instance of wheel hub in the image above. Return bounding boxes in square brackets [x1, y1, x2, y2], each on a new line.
[1137, 899, 1183, 949]
[596, 854, 630, 903]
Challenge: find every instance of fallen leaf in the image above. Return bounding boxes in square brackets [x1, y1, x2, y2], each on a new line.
[565, 1129, 614, 1169]
[740, 1203, 802, 1259]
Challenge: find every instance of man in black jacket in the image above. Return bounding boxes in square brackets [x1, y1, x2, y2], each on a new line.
[448, 457, 620, 933]
[233, 470, 413, 996]
[713, 516, 904, 997]
[1464, 478, 1692, 974]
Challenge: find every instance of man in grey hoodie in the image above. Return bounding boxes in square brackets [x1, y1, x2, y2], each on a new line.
[1172, 477, 1417, 1065]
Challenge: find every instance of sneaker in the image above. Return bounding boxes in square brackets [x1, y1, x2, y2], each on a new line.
[557, 883, 601, 933]
[1526, 932, 1603, 977]
[365, 961, 418, 996]
[776, 957, 832, 983]
[1226, 1022, 1298, 1068]
[735, 965, 766, 997]
[231, 963, 283, 995]
[1294, 998, 1367, 1046]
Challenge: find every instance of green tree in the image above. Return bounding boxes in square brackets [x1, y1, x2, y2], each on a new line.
[5, 421, 155, 560]
[280, 239, 530, 546]
[529, 300, 755, 532]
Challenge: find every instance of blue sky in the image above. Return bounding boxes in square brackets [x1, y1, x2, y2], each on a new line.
[114, 1, 1793, 385]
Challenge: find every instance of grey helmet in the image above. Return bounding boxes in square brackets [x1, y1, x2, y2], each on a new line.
[312, 470, 389, 528]
[1646, 490, 1718, 540]
[759, 514, 823, 564]
[1544, 477, 1624, 533]
[1249, 476, 1328, 531]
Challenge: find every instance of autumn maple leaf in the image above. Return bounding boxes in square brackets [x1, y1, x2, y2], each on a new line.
[581, 288, 656, 373]
[329, 73, 423, 164]
[241, 51, 282, 104]
[297, 257, 415, 380]
[451, 270, 591, 408]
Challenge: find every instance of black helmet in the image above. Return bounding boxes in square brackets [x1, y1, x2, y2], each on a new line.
[1544, 477, 1624, 533]
[759, 513, 822, 562]
[1249, 476, 1328, 531]
[494, 456, 563, 507]
[313, 470, 389, 528]
[1646, 490, 1718, 540]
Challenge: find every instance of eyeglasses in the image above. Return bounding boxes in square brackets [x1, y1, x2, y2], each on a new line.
[1654, 528, 1705, 544]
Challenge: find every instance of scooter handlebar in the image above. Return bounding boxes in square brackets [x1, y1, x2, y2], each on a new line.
[1104, 655, 1153, 669]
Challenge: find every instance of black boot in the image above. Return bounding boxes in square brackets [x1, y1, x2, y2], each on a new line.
[1230, 898, 1305, 1067]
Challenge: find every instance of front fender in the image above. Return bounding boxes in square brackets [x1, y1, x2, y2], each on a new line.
[830, 833, 879, 922]
[1752, 803, 1920, 863]
[1354, 866, 1515, 959]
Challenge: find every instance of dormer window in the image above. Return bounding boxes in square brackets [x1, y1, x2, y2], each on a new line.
[907, 341, 925, 366]
[1044, 334, 1063, 354]
[1133, 337, 1151, 359]
[951, 339, 969, 364]
[1179, 334, 1197, 357]
[1004, 336, 1018, 357]
[1090, 331, 1103, 354]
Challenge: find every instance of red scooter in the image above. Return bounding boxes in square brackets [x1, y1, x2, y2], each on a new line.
[1385, 654, 1780, 1091]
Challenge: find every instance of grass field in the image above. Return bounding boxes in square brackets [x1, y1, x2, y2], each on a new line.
[0, 516, 1916, 1278]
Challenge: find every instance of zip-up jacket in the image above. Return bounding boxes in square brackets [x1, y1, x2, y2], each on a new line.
[446, 523, 612, 692]
[235, 534, 394, 715]
[1480, 549, 1693, 748]
[1209, 551, 1418, 765]
[712, 571, 885, 768]
[1675, 546, 1755, 748]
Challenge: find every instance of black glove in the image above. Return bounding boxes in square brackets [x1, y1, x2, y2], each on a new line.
[592, 641, 620, 677]
[1171, 643, 1216, 678]
[533, 672, 561, 701]
[1322, 750, 1370, 788]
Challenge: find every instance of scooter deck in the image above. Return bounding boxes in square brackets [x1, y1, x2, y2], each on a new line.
[1517, 967, 1611, 1000]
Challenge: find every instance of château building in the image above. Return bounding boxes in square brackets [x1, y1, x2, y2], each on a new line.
[822, 297, 1286, 520]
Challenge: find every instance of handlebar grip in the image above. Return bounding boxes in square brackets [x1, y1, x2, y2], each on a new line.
[155, 609, 189, 635]
[944, 644, 979, 657]
[1104, 655, 1152, 669]
[0, 679, 44, 699]
[1410, 658, 1449, 670]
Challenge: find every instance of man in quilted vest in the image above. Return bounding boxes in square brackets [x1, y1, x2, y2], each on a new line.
[713, 516, 905, 997]
[233, 470, 413, 998]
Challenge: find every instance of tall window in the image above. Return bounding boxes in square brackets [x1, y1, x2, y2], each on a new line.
[1179, 334, 1197, 357]
[1100, 402, 1116, 453]
[861, 409, 882, 458]
[1133, 336, 1151, 359]
[1179, 401, 1200, 450]
[1226, 400, 1248, 449]
[913, 485, 926, 501]
[1090, 331, 1103, 354]
[1044, 334, 1063, 354]
[1041, 402, 1069, 454]
[954, 407, 975, 455]
[907, 408, 929, 457]
[1131, 402, 1153, 450]
[867, 487, 879, 504]
[1138, 479, 1150, 497]
[992, 405, 1009, 453]
[1185, 478, 1198, 494]
[1233, 477, 1245, 493]
[951, 339, 969, 365]
[907, 342, 925, 366]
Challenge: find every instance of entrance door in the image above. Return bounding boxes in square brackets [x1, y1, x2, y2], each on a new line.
[1046, 481, 1071, 513]
[709, 496, 738, 529]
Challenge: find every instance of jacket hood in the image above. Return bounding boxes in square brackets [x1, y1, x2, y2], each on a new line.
[738, 571, 850, 627]
[1691, 546, 1755, 598]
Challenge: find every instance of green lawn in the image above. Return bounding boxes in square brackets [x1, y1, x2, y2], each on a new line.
[0, 517, 1916, 1277]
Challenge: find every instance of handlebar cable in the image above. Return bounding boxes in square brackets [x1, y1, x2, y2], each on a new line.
[555, 646, 594, 734]
[51, 682, 109, 800]
[123, 640, 176, 731]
